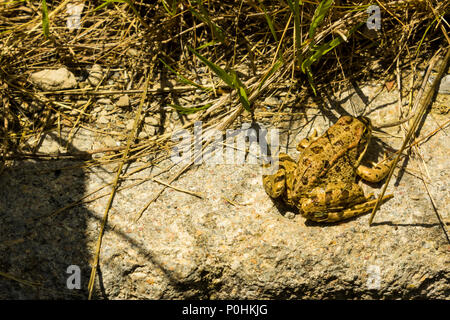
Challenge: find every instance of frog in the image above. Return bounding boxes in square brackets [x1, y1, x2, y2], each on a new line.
[262, 115, 394, 223]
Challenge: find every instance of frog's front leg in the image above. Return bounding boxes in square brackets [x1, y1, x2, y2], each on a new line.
[357, 155, 395, 183]
[296, 129, 318, 152]
[262, 153, 297, 199]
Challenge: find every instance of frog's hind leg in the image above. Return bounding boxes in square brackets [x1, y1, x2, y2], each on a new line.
[299, 183, 392, 223]
[318, 194, 394, 222]
[357, 154, 395, 183]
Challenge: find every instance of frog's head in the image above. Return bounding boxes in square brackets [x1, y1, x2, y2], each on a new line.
[262, 170, 286, 199]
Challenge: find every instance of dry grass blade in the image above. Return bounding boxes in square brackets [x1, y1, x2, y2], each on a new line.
[152, 177, 204, 199]
[0, 271, 41, 288]
[87, 70, 151, 299]
[415, 146, 449, 242]
[369, 47, 450, 226]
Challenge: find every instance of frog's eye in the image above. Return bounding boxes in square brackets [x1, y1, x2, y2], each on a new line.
[274, 174, 285, 183]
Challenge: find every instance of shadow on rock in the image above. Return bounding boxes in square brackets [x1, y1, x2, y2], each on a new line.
[0, 143, 90, 299]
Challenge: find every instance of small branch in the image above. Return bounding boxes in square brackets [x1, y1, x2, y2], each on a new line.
[369, 47, 450, 225]
[152, 177, 204, 199]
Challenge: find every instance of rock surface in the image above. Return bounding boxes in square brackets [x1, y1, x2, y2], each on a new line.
[29, 67, 77, 91]
[0, 84, 448, 299]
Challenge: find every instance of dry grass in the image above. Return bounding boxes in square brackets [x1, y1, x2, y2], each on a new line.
[1, 0, 448, 167]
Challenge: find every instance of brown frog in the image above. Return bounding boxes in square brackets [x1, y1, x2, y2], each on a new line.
[263, 115, 393, 222]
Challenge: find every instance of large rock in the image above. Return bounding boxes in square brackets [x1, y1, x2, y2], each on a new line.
[0, 85, 448, 299]
[30, 67, 77, 91]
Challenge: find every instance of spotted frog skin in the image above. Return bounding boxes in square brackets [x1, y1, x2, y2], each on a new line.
[263, 115, 393, 223]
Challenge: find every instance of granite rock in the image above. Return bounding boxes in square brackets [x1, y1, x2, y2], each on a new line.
[0, 85, 448, 299]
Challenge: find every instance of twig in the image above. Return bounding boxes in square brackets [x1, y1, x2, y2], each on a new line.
[39, 86, 229, 95]
[87, 69, 151, 299]
[415, 146, 450, 243]
[152, 177, 204, 199]
[369, 47, 450, 225]
[0, 271, 41, 288]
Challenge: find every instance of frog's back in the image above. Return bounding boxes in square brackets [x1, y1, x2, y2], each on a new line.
[294, 116, 366, 188]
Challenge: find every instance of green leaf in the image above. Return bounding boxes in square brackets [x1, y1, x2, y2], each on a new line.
[302, 21, 364, 94]
[231, 71, 251, 112]
[415, 17, 438, 58]
[286, 0, 303, 65]
[41, 0, 49, 38]
[189, 7, 225, 42]
[309, 0, 334, 39]
[257, 0, 278, 42]
[161, 0, 177, 16]
[169, 103, 212, 114]
[306, 35, 344, 67]
[303, 22, 364, 72]
[305, 65, 317, 96]
[237, 86, 251, 112]
[189, 47, 252, 112]
[188, 46, 234, 88]
[159, 58, 211, 92]
[258, 59, 283, 91]
[197, 40, 220, 50]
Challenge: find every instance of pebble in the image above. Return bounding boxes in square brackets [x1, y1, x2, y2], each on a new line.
[126, 119, 135, 131]
[284, 212, 296, 219]
[138, 131, 148, 139]
[428, 74, 450, 94]
[144, 116, 160, 126]
[45, 141, 61, 154]
[127, 48, 139, 57]
[88, 64, 103, 86]
[97, 115, 109, 124]
[144, 126, 157, 136]
[92, 106, 103, 114]
[116, 95, 130, 107]
[30, 67, 77, 91]
[103, 136, 117, 148]
[264, 96, 281, 107]
[97, 98, 112, 105]
[76, 100, 88, 106]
